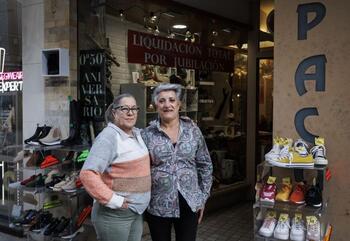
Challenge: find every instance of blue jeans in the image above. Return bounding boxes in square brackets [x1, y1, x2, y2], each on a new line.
[91, 202, 143, 241]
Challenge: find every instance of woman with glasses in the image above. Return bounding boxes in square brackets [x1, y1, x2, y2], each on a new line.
[141, 83, 213, 241]
[80, 93, 151, 241]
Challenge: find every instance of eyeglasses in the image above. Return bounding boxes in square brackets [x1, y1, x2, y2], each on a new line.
[114, 105, 140, 114]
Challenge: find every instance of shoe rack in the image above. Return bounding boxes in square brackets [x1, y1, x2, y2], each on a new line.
[6, 144, 92, 240]
[253, 162, 330, 241]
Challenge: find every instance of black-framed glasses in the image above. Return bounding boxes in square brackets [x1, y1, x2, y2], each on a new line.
[114, 105, 140, 114]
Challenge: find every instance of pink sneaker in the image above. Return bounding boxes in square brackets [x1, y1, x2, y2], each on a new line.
[260, 182, 277, 203]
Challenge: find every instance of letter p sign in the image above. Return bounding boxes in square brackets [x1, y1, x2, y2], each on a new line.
[297, 2, 326, 40]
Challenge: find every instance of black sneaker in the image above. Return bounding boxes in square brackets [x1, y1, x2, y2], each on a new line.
[305, 181, 322, 208]
[52, 217, 70, 237]
[59, 221, 84, 239]
[20, 209, 38, 225]
[44, 217, 60, 236]
[28, 126, 52, 145]
[24, 125, 44, 144]
[30, 211, 53, 232]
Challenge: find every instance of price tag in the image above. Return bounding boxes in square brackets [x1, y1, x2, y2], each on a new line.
[266, 210, 276, 219]
[279, 213, 289, 222]
[267, 176, 276, 184]
[294, 213, 303, 221]
[282, 177, 291, 185]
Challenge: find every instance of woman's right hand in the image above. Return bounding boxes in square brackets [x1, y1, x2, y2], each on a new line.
[121, 198, 129, 209]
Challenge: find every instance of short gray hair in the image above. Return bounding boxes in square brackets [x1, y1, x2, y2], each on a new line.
[105, 93, 136, 123]
[152, 83, 183, 104]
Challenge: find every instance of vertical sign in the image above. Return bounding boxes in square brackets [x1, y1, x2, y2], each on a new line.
[79, 49, 106, 122]
[0, 48, 5, 73]
[294, 2, 326, 143]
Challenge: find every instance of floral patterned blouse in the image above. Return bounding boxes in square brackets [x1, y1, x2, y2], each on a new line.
[141, 116, 213, 218]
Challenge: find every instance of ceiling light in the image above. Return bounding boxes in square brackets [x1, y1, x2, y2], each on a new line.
[222, 28, 231, 33]
[172, 24, 187, 29]
[119, 9, 125, 21]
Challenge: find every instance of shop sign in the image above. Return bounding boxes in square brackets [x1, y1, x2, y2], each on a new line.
[0, 72, 23, 93]
[79, 49, 106, 122]
[128, 30, 234, 72]
[294, 2, 326, 143]
[0, 47, 23, 93]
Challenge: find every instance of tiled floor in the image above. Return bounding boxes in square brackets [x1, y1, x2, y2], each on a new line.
[0, 202, 254, 241]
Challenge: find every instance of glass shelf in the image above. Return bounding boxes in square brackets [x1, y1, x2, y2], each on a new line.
[253, 201, 325, 216]
[10, 186, 86, 198]
[24, 144, 90, 152]
[261, 161, 328, 171]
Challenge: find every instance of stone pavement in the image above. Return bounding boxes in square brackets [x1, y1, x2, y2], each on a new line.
[142, 201, 254, 241]
[0, 202, 253, 241]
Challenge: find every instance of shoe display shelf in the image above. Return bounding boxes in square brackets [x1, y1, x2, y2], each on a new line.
[120, 83, 198, 128]
[6, 144, 91, 241]
[253, 162, 330, 241]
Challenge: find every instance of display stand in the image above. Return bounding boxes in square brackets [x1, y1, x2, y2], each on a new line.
[254, 161, 329, 241]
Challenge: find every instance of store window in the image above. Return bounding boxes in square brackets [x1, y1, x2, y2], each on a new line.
[78, 0, 248, 190]
[0, 0, 23, 228]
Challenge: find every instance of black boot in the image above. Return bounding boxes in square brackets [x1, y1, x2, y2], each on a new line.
[61, 99, 82, 146]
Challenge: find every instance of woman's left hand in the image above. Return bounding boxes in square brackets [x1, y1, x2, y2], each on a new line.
[198, 207, 205, 224]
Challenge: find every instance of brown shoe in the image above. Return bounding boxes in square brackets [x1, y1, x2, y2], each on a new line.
[26, 152, 44, 167]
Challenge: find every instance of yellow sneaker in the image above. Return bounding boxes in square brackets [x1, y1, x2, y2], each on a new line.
[289, 139, 314, 167]
[290, 151, 314, 167]
[276, 177, 292, 202]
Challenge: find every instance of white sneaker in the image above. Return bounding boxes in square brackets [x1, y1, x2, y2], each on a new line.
[258, 211, 277, 237]
[39, 127, 62, 146]
[44, 169, 60, 184]
[311, 144, 328, 165]
[269, 139, 293, 167]
[265, 137, 282, 162]
[52, 176, 71, 191]
[306, 216, 320, 241]
[290, 213, 305, 241]
[274, 213, 290, 240]
[61, 176, 77, 192]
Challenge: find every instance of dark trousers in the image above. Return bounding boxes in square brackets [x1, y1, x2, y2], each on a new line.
[146, 193, 199, 241]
